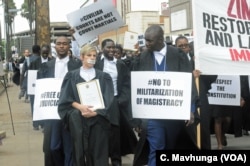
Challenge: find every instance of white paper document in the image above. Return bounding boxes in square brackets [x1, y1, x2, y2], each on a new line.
[77, 79, 105, 110]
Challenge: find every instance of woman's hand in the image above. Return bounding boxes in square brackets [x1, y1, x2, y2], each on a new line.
[79, 105, 97, 118]
[72, 102, 97, 118]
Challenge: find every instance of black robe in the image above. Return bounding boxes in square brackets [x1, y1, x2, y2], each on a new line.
[58, 69, 114, 166]
[94, 57, 138, 156]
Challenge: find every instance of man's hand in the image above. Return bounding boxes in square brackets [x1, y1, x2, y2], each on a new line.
[69, 27, 76, 40]
[193, 69, 201, 78]
[185, 112, 195, 126]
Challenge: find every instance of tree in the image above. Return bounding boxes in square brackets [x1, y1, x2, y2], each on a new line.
[20, 0, 35, 36]
[2, 0, 16, 60]
[5, 0, 16, 38]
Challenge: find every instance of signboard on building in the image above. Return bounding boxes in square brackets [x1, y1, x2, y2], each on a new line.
[171, 9, 187, 31]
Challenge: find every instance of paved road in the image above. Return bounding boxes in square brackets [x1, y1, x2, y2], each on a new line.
[0, 85, 249, 166]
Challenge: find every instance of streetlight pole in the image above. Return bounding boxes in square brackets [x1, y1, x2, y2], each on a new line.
[2, 0, 18, 61]
[8, 9, 21, 59]
[4, 0, 10, 61]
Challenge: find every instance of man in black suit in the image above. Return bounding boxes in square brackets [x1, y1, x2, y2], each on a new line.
[37, 36, 81, 166]
[29, 44, 53, 130]
[175, 37, 217, 150]
[132, 25, 197, 166]
[19, 49, 31, 101]
[95, 39, 137, 166]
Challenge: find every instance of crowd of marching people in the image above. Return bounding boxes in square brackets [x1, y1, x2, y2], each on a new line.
[3, 24, 250, 166]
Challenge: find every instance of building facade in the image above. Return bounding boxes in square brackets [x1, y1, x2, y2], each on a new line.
[168, 0, 193, 43]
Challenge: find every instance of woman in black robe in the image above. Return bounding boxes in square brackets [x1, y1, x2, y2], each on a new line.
[58, 44, 114, 166]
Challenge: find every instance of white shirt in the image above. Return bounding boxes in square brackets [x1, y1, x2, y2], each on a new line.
[101, 55, 118, 96]
[80, 67, 96, 82]
[153, 43, 167, 64]
[41, 57, 48, 63]
[54, 56, 69, 79]
[187, 53, 191, 61]
[25, 56, 30, 67]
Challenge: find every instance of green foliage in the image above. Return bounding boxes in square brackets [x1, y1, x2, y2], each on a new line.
[20, 0, 35, 35]
[7, 0, 17, 26]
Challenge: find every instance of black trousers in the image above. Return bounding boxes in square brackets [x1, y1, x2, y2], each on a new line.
[109, 124, 121, 164]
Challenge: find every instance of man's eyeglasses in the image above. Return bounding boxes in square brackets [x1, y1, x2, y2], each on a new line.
[177, 44, 189, 49]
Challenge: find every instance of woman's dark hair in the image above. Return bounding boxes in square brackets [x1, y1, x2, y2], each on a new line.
[115, 44, 123, 53]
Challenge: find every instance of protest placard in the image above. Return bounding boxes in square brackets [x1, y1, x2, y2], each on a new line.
[138, 34, 145, 47]
[192, 0, 250, 75]
[67, 0, 124, 46]
[208, 75, 241, 106]
[131, 71, 192, 120]
[33, 78, 63, 120]
[123, 31, 138, 51]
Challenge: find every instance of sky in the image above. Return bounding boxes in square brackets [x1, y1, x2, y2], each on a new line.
[0, 0, 167, 37]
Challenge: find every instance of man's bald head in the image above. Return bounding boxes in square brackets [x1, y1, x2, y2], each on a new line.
[144, 25, 165, 52]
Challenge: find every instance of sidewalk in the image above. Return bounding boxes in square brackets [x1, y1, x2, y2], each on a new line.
[0, 84, 134, 166]
[0, 84, 44, 166]
[0, 85, 249, 166]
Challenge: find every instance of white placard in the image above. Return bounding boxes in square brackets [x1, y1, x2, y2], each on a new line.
[67, 0, 124, 47]
[76, 79, 105, 110]
[33, 78, 63, 120]
[123, 31, 138, 51]
[138, 34, 145, 47]
[27, 70, 37, 95]
[192, 0, 250, 75]
[131, 71, 192, 120]
[208, 75, 241, 106]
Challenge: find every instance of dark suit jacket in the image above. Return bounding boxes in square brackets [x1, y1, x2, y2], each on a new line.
[94, 56, 131, 125]
[20, 55, 40, 89]
[132, 45, 199, 166]
[94, 56, 138, 155]
[37, 58, 81, 79]
[29, 57, 54, 70]
[36, 57, 81, 154]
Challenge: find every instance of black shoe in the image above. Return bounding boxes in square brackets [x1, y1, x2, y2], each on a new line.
[222, 135, 227, 146]
[112, 160, 121, 166]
